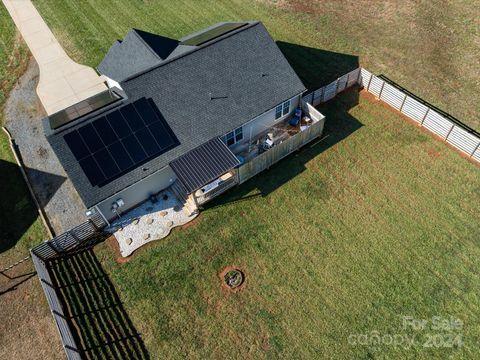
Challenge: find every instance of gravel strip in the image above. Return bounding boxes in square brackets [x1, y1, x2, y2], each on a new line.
[4, 59, 87, 234]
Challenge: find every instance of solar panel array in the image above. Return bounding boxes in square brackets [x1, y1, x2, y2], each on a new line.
[49, 90, 121, 130]
[181, 22, 248, 46]
[63, 98, 177, 187]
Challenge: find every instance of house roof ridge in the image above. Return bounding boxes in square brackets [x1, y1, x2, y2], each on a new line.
[121, 21, 260, 83]
[129, 28, 162, 60]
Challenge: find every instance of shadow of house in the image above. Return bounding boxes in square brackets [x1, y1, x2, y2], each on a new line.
[25, 166, 66, 208]
[204, 44, 363, 209]
[0, 159, 64, 253]
[277, 42, 360, 90]
[47, 247, 149, 360]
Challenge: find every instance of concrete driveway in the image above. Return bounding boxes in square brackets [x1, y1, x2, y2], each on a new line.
[2, 0, 107, 115]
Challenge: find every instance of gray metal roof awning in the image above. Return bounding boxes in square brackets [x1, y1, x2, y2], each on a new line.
[170, 138, 240, 193]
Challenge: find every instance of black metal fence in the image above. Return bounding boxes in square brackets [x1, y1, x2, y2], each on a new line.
[31, 214, 106, 261]
[30, 213, 109, 360]
[31, 253, 82, 359]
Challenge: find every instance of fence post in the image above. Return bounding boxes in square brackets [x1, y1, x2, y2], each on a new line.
[344, 73, 350, 91]
[399, 94, 408, 112]
[45, 240, 60, 255]
[377, 80, 386, 99]
[40, 277, 55, 288]
[445, 124, 455, 140]
[70, 231, 81, 245]
[470, 141, 480, 157]
[320, 87, 325, 103]
[357, 67, 362, 85]
[53, 310, 67, 319]
[366, 74, 373, 91]
[420, 108, 430, 125]
[334, 79, 340, 96]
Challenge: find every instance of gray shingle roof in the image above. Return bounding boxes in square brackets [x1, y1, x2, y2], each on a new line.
[46, 21, 306, 208]
[97, 29, 193, 81]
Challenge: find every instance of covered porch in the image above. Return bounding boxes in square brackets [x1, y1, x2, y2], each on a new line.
[170, 137, 241, 207]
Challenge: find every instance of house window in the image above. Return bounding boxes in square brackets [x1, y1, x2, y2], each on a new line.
[282, 100, 290, 116]
[275, 104, 283, 119]
[275, 100, 291, 119]
[226, 132, 235, 146]
[224, 126, 243, 146]
[234, 127, 243, 142]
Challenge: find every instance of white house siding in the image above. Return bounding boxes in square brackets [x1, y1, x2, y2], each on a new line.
[229, 94, 301, 152]
[95, 165, 177, 221]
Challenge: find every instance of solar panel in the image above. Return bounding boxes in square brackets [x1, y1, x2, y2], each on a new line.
[120, 103, 144, 131]
[49, 90, 121, 130]
[79, 157, 105, 185]
[106, 111, 130, 138]
[93, 117, 117, 146]
[122, 135, 147, 163]
[63, 131, 89, 160]
[78, 123, 104, 153]
[63, 98, 178, 187]
[181, 23, 248, 46]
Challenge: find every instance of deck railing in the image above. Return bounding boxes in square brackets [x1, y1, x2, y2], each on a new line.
[238, 114, 325, 184]
[196, 173, 239, 205]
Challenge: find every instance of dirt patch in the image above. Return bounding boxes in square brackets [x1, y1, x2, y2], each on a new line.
[426, 147, 441, 159]
[180, 214, 202, 230]
[105, 234, 136, 264]
[219, 266, 247, 293]
[0, 261, 63, 359]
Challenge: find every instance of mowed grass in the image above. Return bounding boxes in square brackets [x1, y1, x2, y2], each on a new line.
[93, 90, 480, 358]
[31, 0, 480, 130]
[1, 0, 479, 358]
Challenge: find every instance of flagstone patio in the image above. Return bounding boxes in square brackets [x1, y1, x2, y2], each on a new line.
[107, 188, 197, 257]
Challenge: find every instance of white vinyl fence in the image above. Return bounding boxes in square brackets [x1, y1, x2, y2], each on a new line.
[302, 68, 361, 106]
[304, 67, 480, 163]
[358, 68, 480, 162]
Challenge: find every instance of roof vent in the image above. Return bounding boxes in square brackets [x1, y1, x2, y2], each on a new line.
[209, 92, 228, 100]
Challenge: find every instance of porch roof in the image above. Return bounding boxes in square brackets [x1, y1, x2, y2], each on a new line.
[170, 138, 240, 193]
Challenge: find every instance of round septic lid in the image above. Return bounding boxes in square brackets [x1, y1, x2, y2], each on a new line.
[220, 267, 245, 292]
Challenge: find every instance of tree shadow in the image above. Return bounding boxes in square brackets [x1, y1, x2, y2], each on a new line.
[47, 246, 149, 360]
[204, 44, 362, 209]
[0, 159, 64, 253]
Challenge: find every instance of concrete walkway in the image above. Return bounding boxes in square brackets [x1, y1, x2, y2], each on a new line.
[2, 0, 107, 115]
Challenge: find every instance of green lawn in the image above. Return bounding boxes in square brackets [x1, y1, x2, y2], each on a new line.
[1, 0, 479, 358]
[92, 90, 480, 359]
